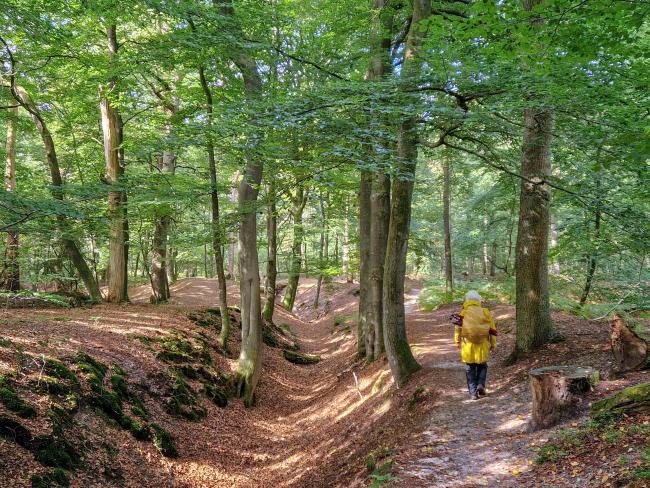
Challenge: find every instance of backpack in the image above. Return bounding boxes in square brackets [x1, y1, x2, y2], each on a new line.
[461, 304, 491, 344]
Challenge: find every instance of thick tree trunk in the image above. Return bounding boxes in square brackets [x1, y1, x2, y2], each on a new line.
[513, 0, 554, 357]
[2, 105, 20, 291]
[358, 173, 372, 358]
[263, 182, 277, 322]
[610, 315, 649, 375]
[442, 154, 453, 299]
[101, 24, 128, 303]
[11, 85, 101, 301]
[529, 366, 598, 430]
[382, 0, 430, 388]
[367, 173, 390, 360]
[282, 186, 308, 311]
[150, 151, 175, 303]
[199, 65, 231, 347]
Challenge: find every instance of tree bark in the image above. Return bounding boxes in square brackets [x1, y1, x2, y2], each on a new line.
[529, 366, 598, 430]
[368, 172, 390, 360]
[610, 315, 649, 375]
[10, 85, 101, 301]
[215, 0, 265, 406]
[442, 154, 453, 299]
[282, 185, 308, 311]
[198, 64, 231, 347]
[579, 178, 601, 306]
[358, 173, 372, 358]
[513, 0, 554, 356]
[150, 151, 175, 303]
[313, 191, 327, 309]
[101, 24, 128, 303]
[342, 199, 353, 283]
[263, 181, 277, 322]
[382, 0, 430, 388]
[2, 105, 20, 291]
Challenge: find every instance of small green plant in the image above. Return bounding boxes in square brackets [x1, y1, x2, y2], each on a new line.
[534, 444, 568, 464]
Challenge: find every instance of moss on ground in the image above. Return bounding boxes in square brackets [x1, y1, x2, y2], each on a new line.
[32, 434, 80, 470]
[30, 468, 70, 488]
[0, 381, 37, 418]
[165, 373, 206, 421]
[0, 336, 12, 348]
[0, 414, 33, 447]
[151, 423, 178, 458]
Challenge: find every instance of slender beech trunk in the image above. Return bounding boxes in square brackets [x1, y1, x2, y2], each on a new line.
[282, 186, 308, 311]
[364, 0, 394, 361]
[199, 64, 231, 346]
[550, 215, 560, 274]
[579, 178, 601, 306]
[216, 0, 265, 406]
[313, 191, 327, 309]
[101, 24, 128, 303]
[342, 200, 353, 283]
[490, 241, 497, 277]
[11, 85, 101, 301]
[2, 105, 20, 290]
[383, 0, 430, 387]
[513, 0, 554, 356]
[263, 181, 277, 322]
[482, 217, 489, 275]
[442, 154, 453, 299]
[150, 151, 175, 302]
[358, 176, 371, 357]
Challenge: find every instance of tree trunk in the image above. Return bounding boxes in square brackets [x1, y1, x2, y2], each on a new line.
[263, 181, 277, 322]
[358, 173, 372, 358]
[579, 178, 601, 306]
[382, 0, 430, 388]
[610, 315, 649, 375]
[368, 172, 390, 360]
[150, 151, 174, 303]
[490, 241, 497, 277]
[513, 0, 554, 357]
[342, 199, 353, 283]
[215, 0, 265, 406]
[282, 186, 308, 311]
[2, 105, 20, 291]
[101, 24, 128, 303]
[198, 64, 231, 347]
[482, 217, 489, 276]
[550, 215, 560, 274]
[313, 191, 327, 309]
[11, 85, 101, 301]
[529, 366, 598, 430]
[442, 154, 453, 299]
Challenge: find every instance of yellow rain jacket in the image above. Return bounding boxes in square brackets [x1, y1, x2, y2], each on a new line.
[454, 300, 497, 364]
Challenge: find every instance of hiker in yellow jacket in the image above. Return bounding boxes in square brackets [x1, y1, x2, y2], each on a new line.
[451, 290, 497, 400]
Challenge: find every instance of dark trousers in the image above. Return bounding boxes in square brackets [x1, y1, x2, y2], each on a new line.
[465, 363, 488, 396]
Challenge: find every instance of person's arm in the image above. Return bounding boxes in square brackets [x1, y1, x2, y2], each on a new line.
[453, 314, 463, 348]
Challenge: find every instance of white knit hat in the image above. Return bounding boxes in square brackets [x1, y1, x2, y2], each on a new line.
[464, 290, 482, 302]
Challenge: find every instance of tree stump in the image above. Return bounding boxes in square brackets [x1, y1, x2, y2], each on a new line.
[611, 314, 649, 375]
[529, 366, 599, 430]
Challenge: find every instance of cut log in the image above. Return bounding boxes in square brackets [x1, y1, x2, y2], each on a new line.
[282, 349, 320, 365]
[591, 382, 650, 416]
[529, 365, 599, 430]
[610, 314, 649, 375]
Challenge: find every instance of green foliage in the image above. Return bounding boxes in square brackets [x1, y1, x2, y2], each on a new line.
[30, 468, 70, 488]
[151, 423, 178, 458]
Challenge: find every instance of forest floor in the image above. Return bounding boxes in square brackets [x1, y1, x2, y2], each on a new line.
[0, 277, 648, 487]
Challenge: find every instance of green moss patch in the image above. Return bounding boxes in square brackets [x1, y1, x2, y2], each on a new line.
[283, 349, 320, 365]
[0, 414, 33, 447]
[0, 379, 37, 418]
[165, 373, 206, 421]
[32, 434, 80, 470]
[151, 423, 178, 458]
[0, 336, 12, 348]
[592, 382, 650, 416]
[31, 468, 70, 488]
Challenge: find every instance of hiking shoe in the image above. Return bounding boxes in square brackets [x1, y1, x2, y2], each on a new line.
[477, 385, 486, 396]
[471, 394, 480, 400]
